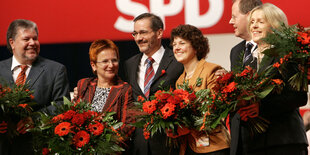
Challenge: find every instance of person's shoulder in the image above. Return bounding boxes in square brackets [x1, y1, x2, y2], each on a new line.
[125, 53, 142, 63]
[231, 40, 246, 51]
[204, 61, 222, 69]
[36, 56, 65, 68]
[77, 77, 96, 87]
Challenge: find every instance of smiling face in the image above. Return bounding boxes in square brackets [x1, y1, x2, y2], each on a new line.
[249, 10, 271, 44]
[133, 18, 163, 57]
[91, 49, 119, 81]
[172, 37, 197, 65]
[229, 1, 250, 40]
[9, 27, 40, 65]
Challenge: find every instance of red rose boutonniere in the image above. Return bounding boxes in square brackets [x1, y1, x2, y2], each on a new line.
[160, 70, 166, 77]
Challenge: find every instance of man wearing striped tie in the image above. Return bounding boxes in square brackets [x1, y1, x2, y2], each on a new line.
[0, 19, 70, 155]
[124, 13, 183, 155]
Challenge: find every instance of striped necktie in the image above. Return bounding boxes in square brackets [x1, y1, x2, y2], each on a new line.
[144, 57, 155, 98]
[16, 65, 28, 86]
[243, 42, 254, 65]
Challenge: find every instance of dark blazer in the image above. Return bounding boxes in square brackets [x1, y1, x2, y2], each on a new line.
[230, 40, 246, 72]
[124, 48, 184, 155]
[229, 48, 308, 154]
[74, 77, 135, 138]
[0, 56, 70, 155]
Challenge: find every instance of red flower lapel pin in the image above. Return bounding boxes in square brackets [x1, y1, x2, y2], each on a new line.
[160, 69, 166, 77]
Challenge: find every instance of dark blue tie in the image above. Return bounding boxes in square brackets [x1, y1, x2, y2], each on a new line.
[243, 42, 254, 65]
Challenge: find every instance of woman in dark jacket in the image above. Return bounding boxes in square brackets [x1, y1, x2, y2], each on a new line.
[73, 39, 135, 139]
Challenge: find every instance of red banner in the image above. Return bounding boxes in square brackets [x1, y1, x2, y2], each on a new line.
[0, 0, 309, 45]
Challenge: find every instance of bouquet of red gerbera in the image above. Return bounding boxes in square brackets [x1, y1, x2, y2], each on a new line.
[263, 23, 310, 91]
[31, 97, 124, 155]
[134, 84, 197, 146]
[0, 83, 35, 139]
[196, 66, 283, 136]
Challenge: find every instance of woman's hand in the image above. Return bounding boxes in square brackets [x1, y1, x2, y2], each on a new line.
[0, 121, 7, 134]
[17, 117, 34, 134]
[166, 125, 190, 138]
[237, 102, 259, 121]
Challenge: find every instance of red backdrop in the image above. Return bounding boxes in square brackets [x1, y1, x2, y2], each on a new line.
[0, 0, 309, 45]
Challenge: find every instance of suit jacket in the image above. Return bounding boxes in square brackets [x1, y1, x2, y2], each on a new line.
[0, 56, 70, 155]
[74, 77, 135, 138]
[229, 48, 308, 155]
[176, 60, 230, 154]
[230, 40, 246, 72]
[124, 47, 184, 155]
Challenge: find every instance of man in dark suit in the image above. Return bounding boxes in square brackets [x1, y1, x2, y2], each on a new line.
[0, 19, 70, 154]
[229, 0, 262, 71]
[123, 13, 183, 155]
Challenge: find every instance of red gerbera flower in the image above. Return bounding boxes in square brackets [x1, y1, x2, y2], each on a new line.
[63, 110, 76, 120]
[297, 32, 310, 45]
[73, 130, 90, 148]
[143, 100, 157, 114]
[137, 95, 145, 102]
[88, 121, 104, 136]
[54, 122, 71, 136]
[222, 82, 237, 93]
[18, 104, 28, 108]
[155, 90, 171, 101]
[71, 113, 86, 126]
[42, 148, 50, 155]
[160, 103, 176, 119]
[238, 68, 251, 77]
[272, 79, 283, 85]
[220, 72, 233, 82]
[52, 114, 64, 123]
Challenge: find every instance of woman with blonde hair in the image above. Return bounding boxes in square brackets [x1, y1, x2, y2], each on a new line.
[230, 3, 308, 155]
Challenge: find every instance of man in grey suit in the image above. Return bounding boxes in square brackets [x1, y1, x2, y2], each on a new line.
[124, 13, 183, 155]
[0, 19, 70, 154]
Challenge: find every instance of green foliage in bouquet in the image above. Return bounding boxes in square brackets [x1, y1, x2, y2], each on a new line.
[195, 66, 283, 136]
[263, 23, 310, 91]
[0, 83, 36, 139]
[31, 97, 124, 155]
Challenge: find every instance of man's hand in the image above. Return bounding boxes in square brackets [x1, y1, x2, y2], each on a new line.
[215, 68, 227, 77]
[0, 121, 7, 134]
[237, 102, 259, 121]
[17, 117, 34, 134]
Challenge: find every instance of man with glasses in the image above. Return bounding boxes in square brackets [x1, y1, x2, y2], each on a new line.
[124, 13, 183, 155]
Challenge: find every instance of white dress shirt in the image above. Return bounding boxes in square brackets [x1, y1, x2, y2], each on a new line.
[11, 56, 32, 82]
[137, 46, 165, 92]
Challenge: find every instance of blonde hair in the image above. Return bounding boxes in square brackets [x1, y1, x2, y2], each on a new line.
[248, 3, 288, 31]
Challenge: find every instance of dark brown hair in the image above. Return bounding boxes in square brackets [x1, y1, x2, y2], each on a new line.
[170, 24, 209, 60]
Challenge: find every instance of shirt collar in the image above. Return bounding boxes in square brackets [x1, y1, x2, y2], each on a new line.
[11, 56, 32, 71]
[141, 46, 165, 65]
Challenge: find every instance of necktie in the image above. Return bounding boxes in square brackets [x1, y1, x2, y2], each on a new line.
[144, 57, 155, 98]
[243, 42, 254, 65]
[16, 65, 28, 86]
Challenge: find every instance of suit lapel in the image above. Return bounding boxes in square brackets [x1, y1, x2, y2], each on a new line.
[152, 48, 173, 83]
[131, 53, 144, 95]
[102, 84, 122, 112]
[26, 57, 45, 89]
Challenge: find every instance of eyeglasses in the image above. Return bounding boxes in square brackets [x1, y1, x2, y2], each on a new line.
[131, 30, 153, 37]
[96, 59, 119, 65]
